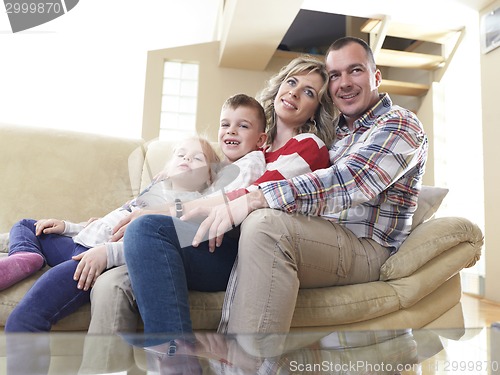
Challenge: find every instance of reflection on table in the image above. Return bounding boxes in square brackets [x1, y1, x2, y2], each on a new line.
[0, 325, 497, 375]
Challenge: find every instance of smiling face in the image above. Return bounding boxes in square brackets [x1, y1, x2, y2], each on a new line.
[326, 41, 382, 129]
[218, 105, 267, 163]
[273, 71, 324, 130]
[166, 138, 211, 191]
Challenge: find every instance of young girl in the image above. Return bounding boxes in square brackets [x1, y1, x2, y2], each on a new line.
[0, 136, 219, 300]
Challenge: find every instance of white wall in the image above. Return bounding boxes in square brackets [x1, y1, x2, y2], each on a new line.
[0, 0, 221, 139]
[142, 42, 296, 142]
[481, 0, 500, 302]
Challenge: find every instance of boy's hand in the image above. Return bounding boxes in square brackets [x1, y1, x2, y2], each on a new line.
[72, 245, 107, 291]
[111, 210, 146, 242]
[85, 217, 100, 226]
[111, 207, 175, 242]
[34, 219, 65, 236]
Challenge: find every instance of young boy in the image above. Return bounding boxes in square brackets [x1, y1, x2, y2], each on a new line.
[210, 93, 267, 194]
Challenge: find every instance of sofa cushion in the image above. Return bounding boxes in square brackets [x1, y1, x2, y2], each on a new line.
[380, 217, 483, 281]
[0, 124, 144, 234]
[190, 281, 401, 330]
[289, 281, 400, 327]
[411, 185, 448, 230]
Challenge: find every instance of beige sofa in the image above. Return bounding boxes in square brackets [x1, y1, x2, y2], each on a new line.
[0, 123, 484, 333]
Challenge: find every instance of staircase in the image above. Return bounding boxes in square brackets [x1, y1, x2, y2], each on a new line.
[360, 17, 464, 99]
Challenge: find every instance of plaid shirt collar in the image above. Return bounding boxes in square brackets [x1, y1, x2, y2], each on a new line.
[336, 93, 392, 138]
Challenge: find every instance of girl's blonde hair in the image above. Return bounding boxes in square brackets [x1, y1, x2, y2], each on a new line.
[258, 55, 338, 147]
[174, 135, 221, 186]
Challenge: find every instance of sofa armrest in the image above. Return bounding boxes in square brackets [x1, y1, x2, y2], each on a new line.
[380, 217, 483, 281]
[0, 233, 8, 253]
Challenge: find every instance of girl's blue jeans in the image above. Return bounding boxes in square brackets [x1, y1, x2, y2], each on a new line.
[5, 219, 90, 332]
[124, 214, 238, 343]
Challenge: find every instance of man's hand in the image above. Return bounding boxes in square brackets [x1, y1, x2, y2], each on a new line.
[72, 245, 107, 291]
[34, 219, 65, 236]
[183, 190, 268, 252]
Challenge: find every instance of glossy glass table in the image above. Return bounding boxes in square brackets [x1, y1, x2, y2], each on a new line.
[0, 325, 498, 374]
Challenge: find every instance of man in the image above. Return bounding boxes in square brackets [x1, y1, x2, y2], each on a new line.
[193, 36, 428, 340]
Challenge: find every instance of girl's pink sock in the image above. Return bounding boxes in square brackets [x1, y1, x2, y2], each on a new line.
[0, 252, 44, 291]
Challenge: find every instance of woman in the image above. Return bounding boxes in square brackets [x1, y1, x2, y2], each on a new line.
[225, 54, 336, 198]
[122, 55, 337, 358]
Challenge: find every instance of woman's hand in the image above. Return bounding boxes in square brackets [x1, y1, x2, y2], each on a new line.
[184, 190, 269, 252]
[72, 245, 107, 291]
[34, 219, 65, 236]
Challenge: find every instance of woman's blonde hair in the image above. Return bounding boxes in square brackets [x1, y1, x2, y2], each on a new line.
[258, 55, 337, 147]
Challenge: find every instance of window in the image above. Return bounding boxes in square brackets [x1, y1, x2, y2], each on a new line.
[159, 61, 199, 140]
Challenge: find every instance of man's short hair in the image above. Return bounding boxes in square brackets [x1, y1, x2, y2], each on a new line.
[326, 36, 377, 71]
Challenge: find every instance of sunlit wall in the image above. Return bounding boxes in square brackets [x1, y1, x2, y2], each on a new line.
[0, 0, 221, 139]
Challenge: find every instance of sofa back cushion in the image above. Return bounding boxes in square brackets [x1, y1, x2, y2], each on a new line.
[411, 185, 449, 230]
[0, 124, 143, 233]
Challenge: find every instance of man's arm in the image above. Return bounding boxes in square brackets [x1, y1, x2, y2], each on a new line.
[189, 189, 269, 251]
[260, 111, 427, 216]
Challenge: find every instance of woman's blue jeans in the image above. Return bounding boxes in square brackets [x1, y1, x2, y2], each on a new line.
[124, 215, 238, 342]
[5, 219, 90, 332]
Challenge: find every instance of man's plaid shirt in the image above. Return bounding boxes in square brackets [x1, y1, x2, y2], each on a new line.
[259, 93, 428, 251]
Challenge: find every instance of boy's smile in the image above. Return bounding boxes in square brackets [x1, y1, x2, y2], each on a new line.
[219, 106, 267, 163]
